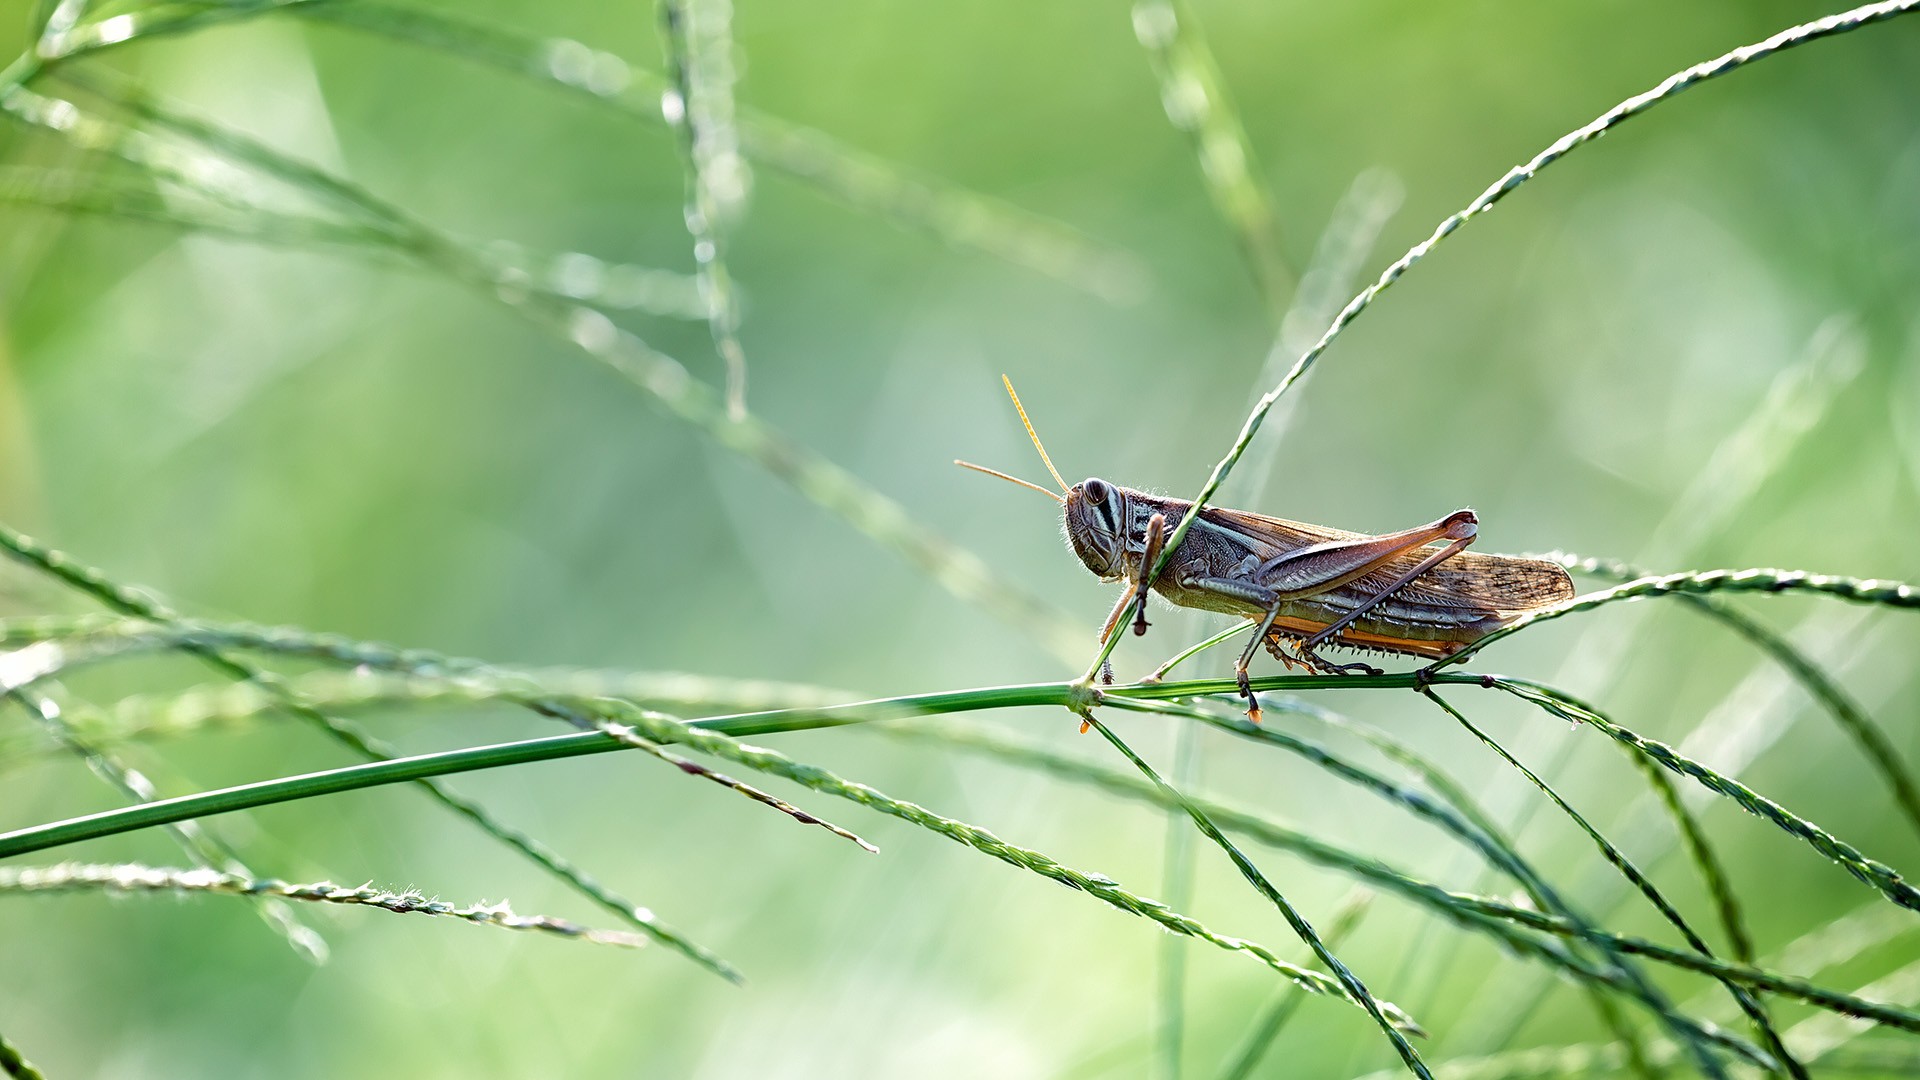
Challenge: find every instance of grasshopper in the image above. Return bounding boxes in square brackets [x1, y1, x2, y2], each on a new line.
[959, 378, 1574, 722]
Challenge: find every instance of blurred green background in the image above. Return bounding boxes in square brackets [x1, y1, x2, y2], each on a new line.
[4, 1, 1920, 1076]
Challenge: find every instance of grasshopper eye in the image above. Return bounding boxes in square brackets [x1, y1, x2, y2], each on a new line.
[1083, 479, 1109, 505]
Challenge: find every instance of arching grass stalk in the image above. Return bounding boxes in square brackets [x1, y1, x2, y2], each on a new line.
[0, 862, 656, 948]
[1548, 551, 1920, 845]
[1443, 568, 1920, 670]
[1489, 678, 1920, 913]
[1092, 0, 1920, 683]
[0, 525, 740, 983]
[1619, 749, 1757, 964]
[1419, 689, 1804, 1079]
[1082, 716, 1432, 1077]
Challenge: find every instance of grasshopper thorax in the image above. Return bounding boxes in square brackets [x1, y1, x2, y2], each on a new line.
[1064, 477, 1138, 581]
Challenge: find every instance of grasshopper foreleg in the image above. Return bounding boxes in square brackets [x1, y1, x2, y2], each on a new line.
[1130, 513, 1167, 637]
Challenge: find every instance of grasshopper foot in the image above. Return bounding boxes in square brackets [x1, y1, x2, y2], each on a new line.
[1235, 668, 1263, 725]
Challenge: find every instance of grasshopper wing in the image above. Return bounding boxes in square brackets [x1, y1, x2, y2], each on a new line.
[1204, 507, 1573, 616]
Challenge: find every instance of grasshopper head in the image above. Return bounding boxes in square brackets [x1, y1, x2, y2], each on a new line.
[1064, 477, 1130, 580]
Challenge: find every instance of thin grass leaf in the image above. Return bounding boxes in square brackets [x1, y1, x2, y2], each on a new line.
[1421, 689, 1803, 1079]
[0, 163, 384, 243]
[1622, 752, 1807, 1076]
[0, 862, 656, 948]
[1552, 551, 1920, 846]
[0, 613, 124, 643]
[6, 688, 329, 962]
[1104, 0, 1920, 683]
[40, 0, 1148, 302]
[1492, 678, 1920, 913]
[1083, 716, 1433, 1076]
[0, 524, 742, 983]
[1131, 0, 1289, 314]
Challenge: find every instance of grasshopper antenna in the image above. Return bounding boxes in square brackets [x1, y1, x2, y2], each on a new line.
[1001, 374, 1070, 493]
[954, 460, 1064, 503]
